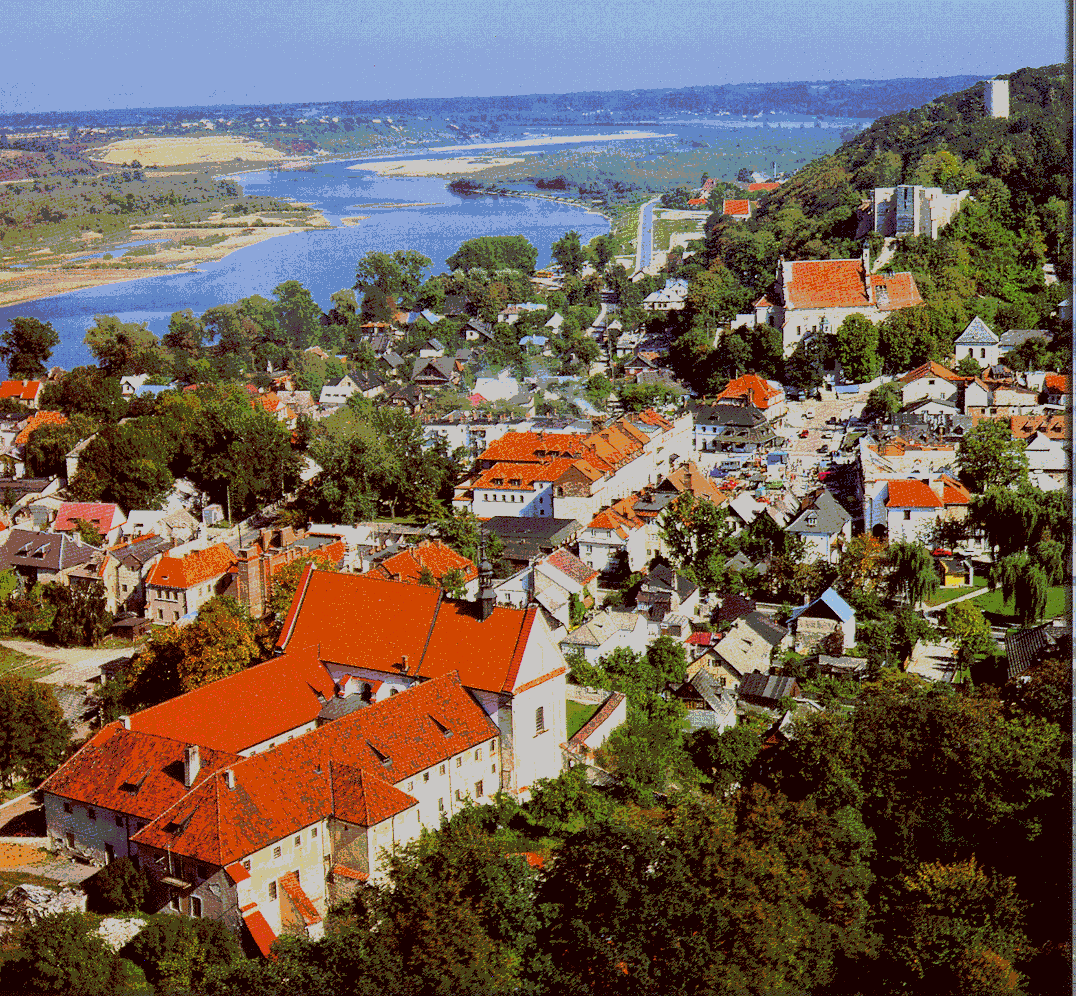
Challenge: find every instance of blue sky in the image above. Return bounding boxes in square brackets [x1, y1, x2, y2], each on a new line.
[1, 0, 1068, 113]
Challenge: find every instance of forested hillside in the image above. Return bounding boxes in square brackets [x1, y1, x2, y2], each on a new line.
[689, 64, 1070, 381]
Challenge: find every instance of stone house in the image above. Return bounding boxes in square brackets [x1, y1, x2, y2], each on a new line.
[145, 543, 238, 625]
[789, 587, 856, 653]
[0, 528, 96, 589]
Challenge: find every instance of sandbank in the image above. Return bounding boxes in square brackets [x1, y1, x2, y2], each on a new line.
[340, 216, 369, 226]
[89, 135, 288, 167]
[429, 131, 674, 152]
[348, 157, 525, 177]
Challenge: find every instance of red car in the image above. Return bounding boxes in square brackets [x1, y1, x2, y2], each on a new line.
[799, 428, 810, 438]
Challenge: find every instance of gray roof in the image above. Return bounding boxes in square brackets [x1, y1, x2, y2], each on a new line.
[317, 694, 369, 722]
[1004, 624, 1061, 680]
[786, 489, 851, 536]
[998, 329, 1049, 349]
[115, 535, 172, 570]
[744, 611, 788, 646]
[817, 655, 869, 676]
[0, 528, 95, 573]
[694, 403, 767, 428]
[412, 356, 456, 380]
[954, 316, 999, 345]
[641, 562, 697, 602]
[740, 672, 798, 703]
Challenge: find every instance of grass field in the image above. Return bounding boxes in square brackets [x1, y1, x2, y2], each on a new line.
[925, 577, 988, 607]
[567, 700, 601, 739]
[652, 216, 706, 253]
[0, 647, 55, 681]
[968, 584, 1069, 625]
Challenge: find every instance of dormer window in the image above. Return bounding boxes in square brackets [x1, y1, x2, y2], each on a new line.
[805, 513, 817, 528]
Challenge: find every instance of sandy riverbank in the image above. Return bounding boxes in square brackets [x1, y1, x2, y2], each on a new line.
[340, 216, 369, 226]
[88, 135, 289, 167]
[348, 156, 526, 177]
[429, 131, 674, 152]
[0, 223, 323, 308]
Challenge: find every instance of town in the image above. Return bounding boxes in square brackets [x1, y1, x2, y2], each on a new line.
[0, 66, 1068, 995]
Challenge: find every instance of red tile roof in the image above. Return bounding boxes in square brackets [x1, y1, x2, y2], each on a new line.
[39, 723, 241, 819]
[277, 569, 540, 695]
[1011, 414, 1067, 440]
[132, 673, 494, 866]
[687, 197, 708, 206]
[545, 548, 598, 586]
[885, 480, 943, 509]
[723, 199, 751, 217]
[332, 864, 368, 881]
[937, 475, 971, 506]
[479, 432, 591, 464]
[898, 360, 961, 385]
[278, 871, 321, 926]
[243, 908, 277, 959]
[0, 380, 41, 401]
[1044, 373, 1068, 394]
[472, 458, 576, 491]
[55, 502, 121, 534]
[783, 259, 922, 311]
[748, 182, 779, 192]
[225, 862, 250, 883]
[14, 410, 67, 446]
[372, 540, 478, 585]
[146, 543, 238, 590]
[715, 373, 783, 410]
[129, 647, 336, 754]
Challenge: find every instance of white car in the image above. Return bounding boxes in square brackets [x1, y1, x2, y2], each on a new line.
[804, 408, 816, 420]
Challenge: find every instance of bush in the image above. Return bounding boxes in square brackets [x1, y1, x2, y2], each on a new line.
[121, 915, 241, 992]
[83, 857, 150, 913]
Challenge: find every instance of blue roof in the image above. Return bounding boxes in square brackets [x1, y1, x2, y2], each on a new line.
[790, 586, 855, 624]
[420, 310, 443, 324]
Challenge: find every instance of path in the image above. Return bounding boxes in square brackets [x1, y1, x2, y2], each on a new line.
[635, 196, 661, 273]
[0, 640, 139, 687]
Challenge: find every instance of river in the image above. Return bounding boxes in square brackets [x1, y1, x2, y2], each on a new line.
[0, 159, 610, 370]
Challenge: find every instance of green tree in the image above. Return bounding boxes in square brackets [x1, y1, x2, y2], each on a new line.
[83, 857, 150, 913]
[687, 717, 764, 791]
[659, 492, 731, 589]
[944, 600, 994, 673]
[862, 381, 902, 421]
[39, 366, 126, 423]
[46, 583, 111, 647]
[163, 308, 206, 353]
[84, 315, 167, 377]
[24, 419, 87, 478]
[957, 419, 1028, 492]
[272, 280, 323, 349]
[886, 540, 939, 609]
[445, 235, 537, 275]
[954, 354, 983, 377]
[596, 697, 693, 800]
[122, 915, 241, 994]
[1, 912, 146, 995]
[354, 250, 432, 311]
[551, 229, 584, 277]
[0, 317, 59, 379]
[835, 313, 881, 381]
[993, 552, 1049, 626]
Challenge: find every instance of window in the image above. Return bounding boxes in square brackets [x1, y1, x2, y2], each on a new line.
[63, 802, 72, 814]
[439, 764, 446, 776]
[66, 832, 75, 849]
[390, 688, 398, 696]
[243, 860, 251, 871]
[491, 763, 497, 774]
[191, 895, 202, 918]
[903, 510, 912, 520]
[438, 798, 445, 812]
[268, 881, 277, 901]
[311, 827, 317, 839]
[407, 780, 414, 791]
[158, 610, 164, 620]
[489, 739, 496, 752]
[475, 780, 484, 798]
[170, 892, 180, 911]
[114, 814, 123, 827]
[535, 707, 546, 735]
[273, 846, 282, 859]
[294, 835, 301, 847]
[423, 772, 429, 783]
[87, 808, 96, 821]
[474, 748, 482, 762]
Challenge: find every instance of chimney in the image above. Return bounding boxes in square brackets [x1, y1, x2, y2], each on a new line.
[184, 744, 201, 787]
[224, 769, 235, 789]
[861, 243, 871, 293]
[930, 478, 946, 502]
[400, 653, 410, 672]
[119, 714, 130, 730]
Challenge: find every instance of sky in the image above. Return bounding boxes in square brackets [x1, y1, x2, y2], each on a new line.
[1, 0, 1069, 114]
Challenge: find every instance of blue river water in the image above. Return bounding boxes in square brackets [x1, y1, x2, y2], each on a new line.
[0, 158, 610, 370]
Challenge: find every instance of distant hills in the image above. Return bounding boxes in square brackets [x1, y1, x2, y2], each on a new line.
[1, 75, 985, 131]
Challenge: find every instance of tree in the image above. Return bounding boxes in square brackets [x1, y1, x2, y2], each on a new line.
[886, 540, 939, 609]
[957, 419, 1028, 492]
[24, 419, 86, 478]
[69, 422, 175, 512]
[737, 167, 752, 182]
[1, 912, 146, 995]
[0, 317, 59, 379]
[835, 313, 881, 382]
[659, 492, 731, 589]
[862, 381, 902, 421]
[550, 230, 584, 277]
[45, 583, 111, 647]
[993, 552, 1049, 626]
[954, 354, 983, 377]
[83, 857, 150, 913]
[354, 250, 432, 311]
[163, 308, 205, 353]
[122, 915, 241, 994]
[38, 366, 126, 423]
[84, 315, 167, 377]
[445, 235, 537, 275]
[687, 717, 764, 791]
[596, 697, 693, 800]
[272, 280, 323, 350]
[944, 601, 994, 672]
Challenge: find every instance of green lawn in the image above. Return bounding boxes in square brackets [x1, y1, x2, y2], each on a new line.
[0, 647, 55, 681]
[567, 700, 601, 739]
[652, 217, 705, 253]
[925, 577, 988, 606]
[968, 584, 1070, 625]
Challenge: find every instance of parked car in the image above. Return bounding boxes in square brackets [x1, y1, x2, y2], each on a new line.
[799, 428, 810, 438]
[804, 408, 816, 419]
[817, 444, 829, 453]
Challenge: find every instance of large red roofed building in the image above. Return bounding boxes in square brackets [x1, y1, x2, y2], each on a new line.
[369, 538, 478, 595]
[723, 198, 752, 219]
[43, 670, 508, 952]
[713, 373, 786, 416]
[0, 380, 43, 408]
[772, 246, 923, 355]
[54, 502, 126, 546]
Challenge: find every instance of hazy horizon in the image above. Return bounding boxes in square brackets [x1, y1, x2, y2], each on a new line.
[2, 0, 1066, 115]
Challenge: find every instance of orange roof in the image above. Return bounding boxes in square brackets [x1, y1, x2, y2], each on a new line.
[885, 480, 943, 509]
[898, 360, 961, 385]
[55, 502, 121, 534]
[748, 182, 779, 192]
[479, 432, 590, 464]
[783, 259, 923, 311]
[472, 459, 576, 491]
[723, 199, 751, 216]
[937, 474, 971, 505]
[278, 871, 321, 925]
[243, 908, 277, 959]
[1044, 373, 1068, 394]
[545, 548, 598, 586]
[129, 647, 336, 754]
[14, 410, 67, 446]
[687, 197, 708, 206]
[39, 724, 241, 819]
[372, 539, 478, 585]
[132, 672, 494, 866]
[664, 461, 728, 504]
[1011, 414, 1067, 440]
[277, 569, 539, 695]
[146, 542, 237, 590]
[0, 380, 41, 401]
[715, 373, 782, 410]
